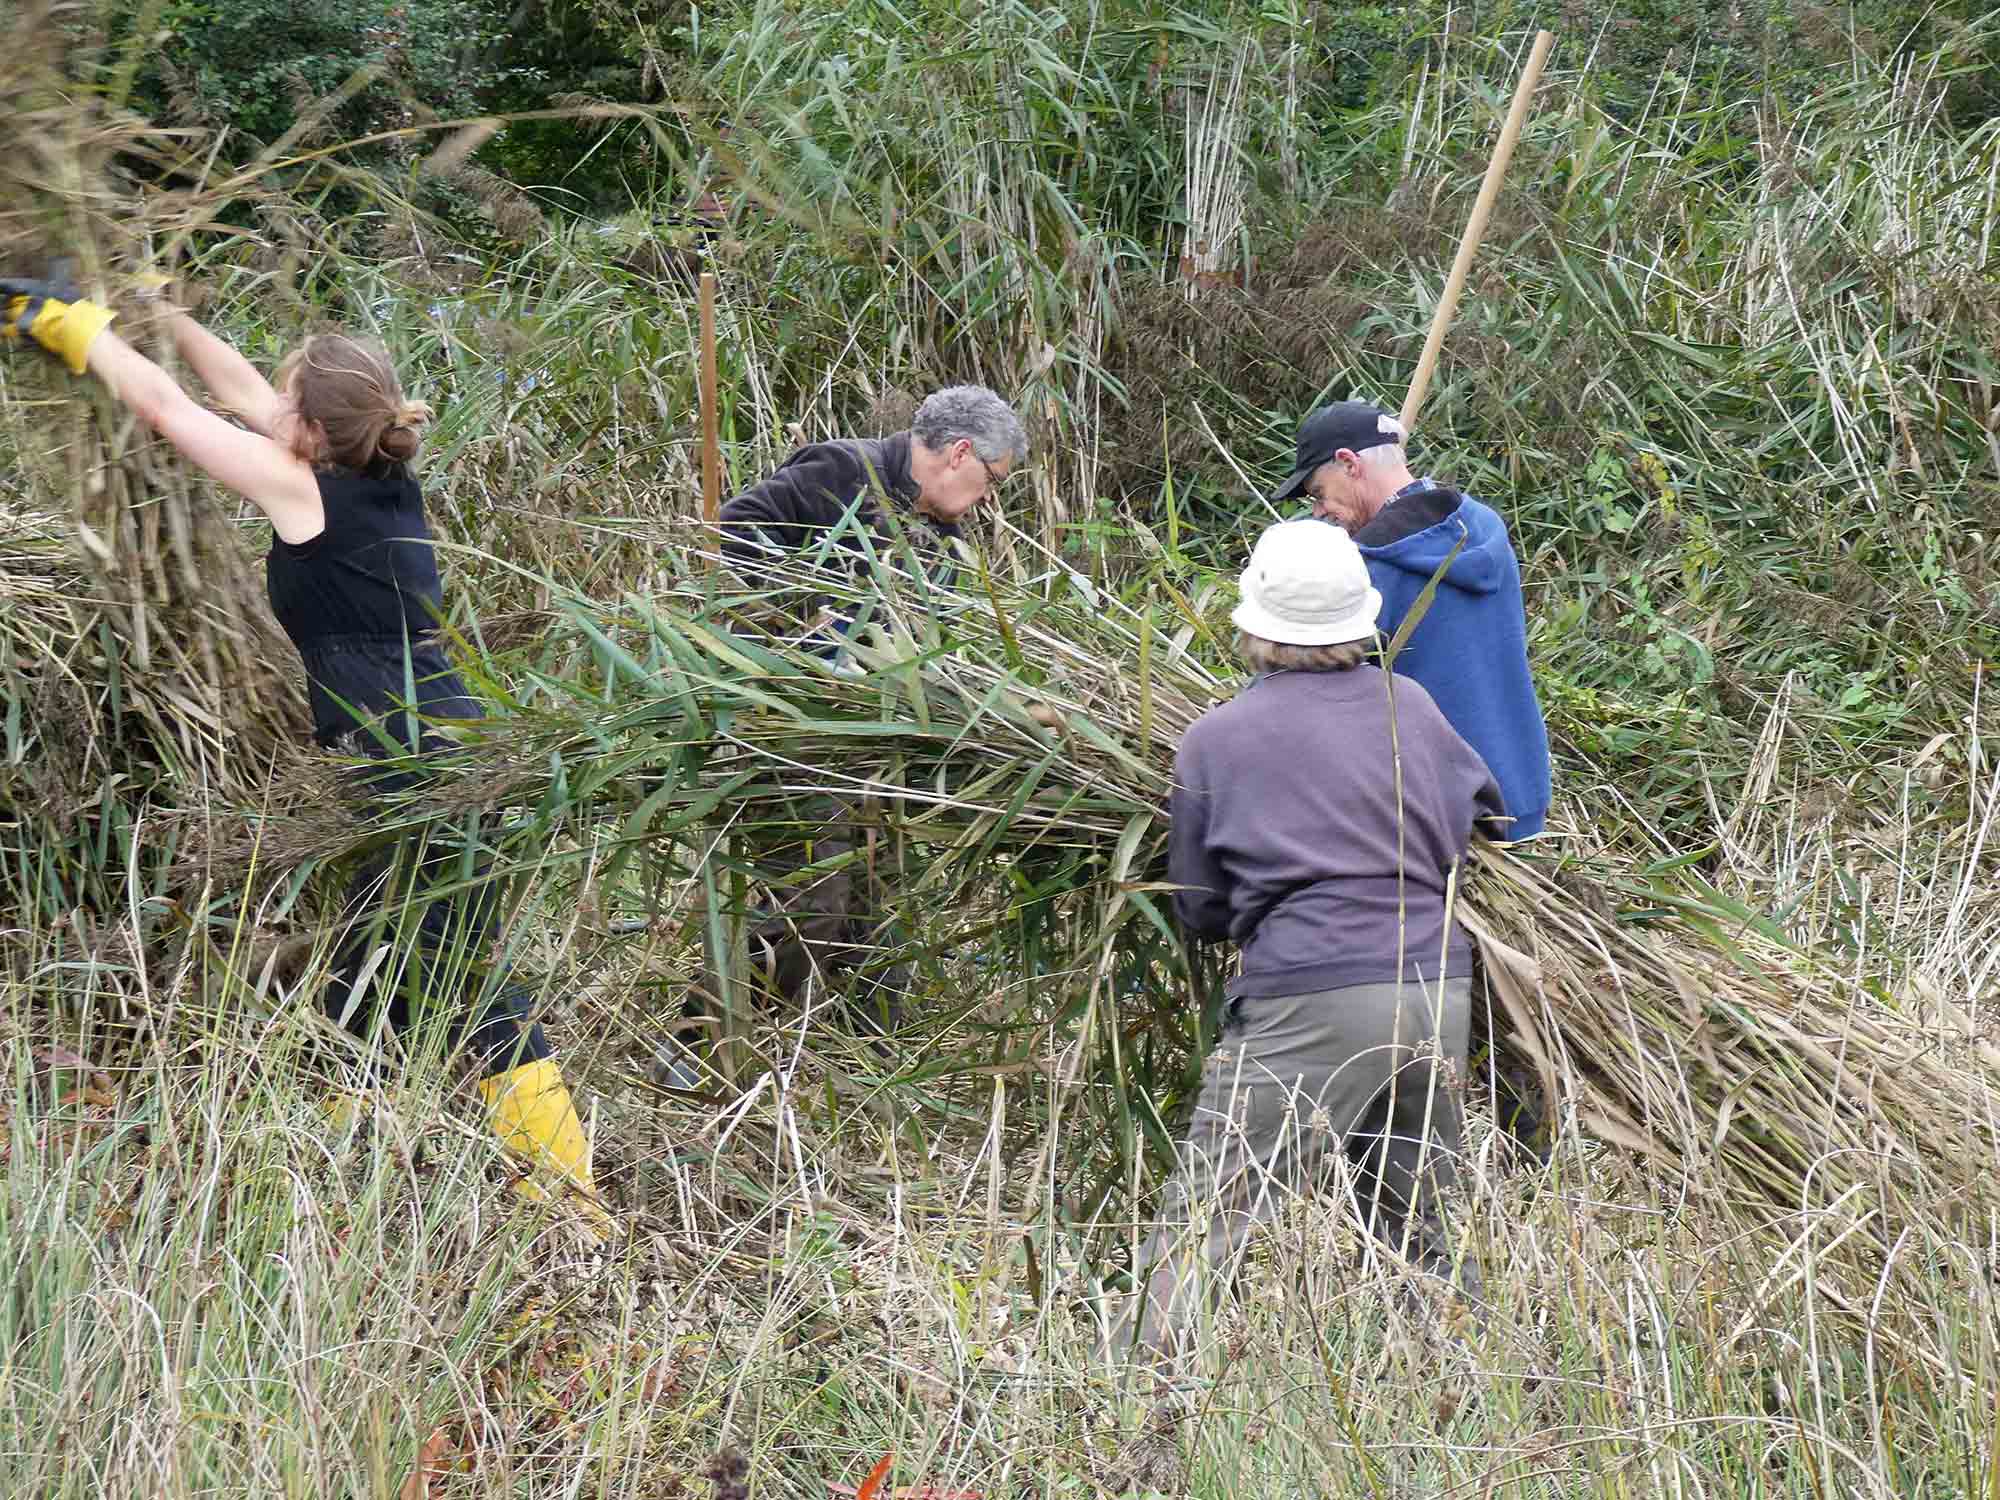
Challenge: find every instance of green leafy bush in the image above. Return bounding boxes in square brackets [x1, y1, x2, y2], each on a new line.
[127, 0, 511, 151]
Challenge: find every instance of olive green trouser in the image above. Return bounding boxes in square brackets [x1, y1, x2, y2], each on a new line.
[1125, 976, 1476, 1361]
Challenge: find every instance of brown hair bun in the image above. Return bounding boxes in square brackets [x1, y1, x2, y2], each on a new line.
[278, 333, 432, 472]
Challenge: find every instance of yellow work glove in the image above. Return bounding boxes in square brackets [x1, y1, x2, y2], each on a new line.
[0, 273, 116, 375]
[478, 1057, 615, 1242]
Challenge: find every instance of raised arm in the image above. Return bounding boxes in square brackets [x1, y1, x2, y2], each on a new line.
[84, 330, 323, 543]
[6, 274, 322, 542]
[158, 306, 291, 438]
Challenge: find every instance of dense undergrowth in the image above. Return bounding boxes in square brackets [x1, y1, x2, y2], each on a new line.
[2, 0, 1999, 1494]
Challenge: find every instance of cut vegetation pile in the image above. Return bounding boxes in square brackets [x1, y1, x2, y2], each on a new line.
[266, 541, 2000, 1352]
[1, 2, 305, 939]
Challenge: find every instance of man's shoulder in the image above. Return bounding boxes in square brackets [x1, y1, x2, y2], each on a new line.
[1354, 480, 1463, 548]
[1361, 485, 1522, 597]
[774, 434, 908, 499]
[772, 437, 868, 484]
[723, 438, 877, 524]
[1454, 491, 1508, 529]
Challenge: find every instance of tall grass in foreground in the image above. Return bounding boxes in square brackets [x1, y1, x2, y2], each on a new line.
[7, 908, 2000, 1497]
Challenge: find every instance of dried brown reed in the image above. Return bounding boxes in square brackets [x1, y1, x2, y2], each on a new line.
[1, 0, 305, 816]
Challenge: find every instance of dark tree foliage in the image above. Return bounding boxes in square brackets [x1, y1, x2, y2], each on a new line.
[1569, 0, 1998, 123]
[1321, 0, 1996, 126]
[104, 0, 1994, 223]
[476, 0, 686, 211]
[127, 0, 512, 153]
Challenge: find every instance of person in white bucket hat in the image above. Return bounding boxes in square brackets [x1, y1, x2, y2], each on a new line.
[1229, 518, 1383, 647]
[1122, 519, 1507, 1364]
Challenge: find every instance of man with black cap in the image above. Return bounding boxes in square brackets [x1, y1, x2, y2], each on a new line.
[1270, 400, 1551, 840]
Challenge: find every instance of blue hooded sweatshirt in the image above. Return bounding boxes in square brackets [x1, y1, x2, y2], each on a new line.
[1354, 482, 1551, 839]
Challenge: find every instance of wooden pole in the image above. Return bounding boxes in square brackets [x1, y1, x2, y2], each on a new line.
[695, 269, 734, 1080]
[1399, 29, 1554, 433]
[698, 270, 721, 569]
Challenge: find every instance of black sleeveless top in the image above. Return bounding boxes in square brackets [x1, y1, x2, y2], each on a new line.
[267, 466, 482, 749]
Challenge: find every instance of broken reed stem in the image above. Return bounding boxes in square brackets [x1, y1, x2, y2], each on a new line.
[700, 270, 721, 567]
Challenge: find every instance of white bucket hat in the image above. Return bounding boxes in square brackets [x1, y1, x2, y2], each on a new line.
[1230, 519, 1382, 646]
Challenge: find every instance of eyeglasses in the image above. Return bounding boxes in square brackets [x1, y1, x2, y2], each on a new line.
[979, 456, 1021, 494]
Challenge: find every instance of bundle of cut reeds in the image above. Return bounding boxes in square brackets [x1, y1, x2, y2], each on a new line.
[1, 3, 305, 921]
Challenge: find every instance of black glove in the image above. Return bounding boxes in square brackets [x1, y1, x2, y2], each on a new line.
[0, 259, 84, 322]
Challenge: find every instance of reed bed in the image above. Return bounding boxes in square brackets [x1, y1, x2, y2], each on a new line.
[2, 5, 1998, 1491]
[74, 526, 1977, 1354]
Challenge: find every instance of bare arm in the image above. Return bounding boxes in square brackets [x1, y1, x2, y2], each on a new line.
[161, 311, 290, 438]
[86, 330, 324, 544]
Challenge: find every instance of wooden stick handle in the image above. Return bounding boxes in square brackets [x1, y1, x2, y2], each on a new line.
[1399, 29, 1554, 434]
[698, 270, 721, 569]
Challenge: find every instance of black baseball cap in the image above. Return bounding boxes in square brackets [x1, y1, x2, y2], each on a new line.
[1269, 401, 1408, 503]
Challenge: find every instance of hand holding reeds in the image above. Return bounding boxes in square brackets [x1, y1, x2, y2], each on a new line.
[1, 268, 116, 374]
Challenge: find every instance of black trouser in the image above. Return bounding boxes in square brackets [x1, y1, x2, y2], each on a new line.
[319, 720, 549, 1081]
[325, 835, 550, 1078]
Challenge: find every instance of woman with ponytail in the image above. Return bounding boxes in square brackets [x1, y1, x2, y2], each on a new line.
[2, 270, 609, 1239]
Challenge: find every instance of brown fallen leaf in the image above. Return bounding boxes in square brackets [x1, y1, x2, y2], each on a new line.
[828, 1453, 980, 1500]
[399, 1427, 451, 1500]
[54, 1081, 118, 1109]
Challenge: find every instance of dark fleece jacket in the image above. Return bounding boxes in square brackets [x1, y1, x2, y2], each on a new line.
[718, 433, 962, 585]
[1169, 666, 1505, 999]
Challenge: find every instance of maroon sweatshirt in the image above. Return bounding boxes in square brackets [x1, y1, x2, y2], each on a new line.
[1169, 666, 1505, 998]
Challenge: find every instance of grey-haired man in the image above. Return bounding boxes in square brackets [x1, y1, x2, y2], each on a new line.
[661, 388, 1028, 1080]
[719, 385, 1029, 623]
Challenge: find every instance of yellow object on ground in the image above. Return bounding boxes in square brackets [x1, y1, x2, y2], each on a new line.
[3, 289, 115, 374]
[318, 1088, 374, 1139]
[478, 1058, 615, 1242]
